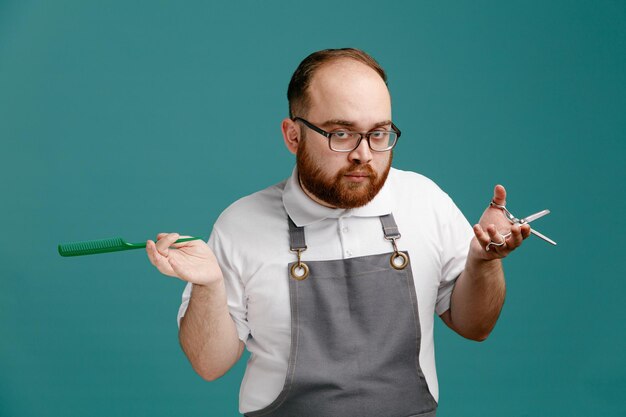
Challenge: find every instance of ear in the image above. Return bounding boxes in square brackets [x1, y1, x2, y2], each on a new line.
[281, 118, 300, 155]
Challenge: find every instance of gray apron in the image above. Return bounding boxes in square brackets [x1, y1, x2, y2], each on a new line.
[245, 214, 437, 417]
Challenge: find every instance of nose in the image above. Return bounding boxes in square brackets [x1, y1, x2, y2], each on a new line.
[348, 137, 373, 165]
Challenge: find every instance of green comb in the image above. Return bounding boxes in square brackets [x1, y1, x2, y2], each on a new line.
[58, 236, 203, 257]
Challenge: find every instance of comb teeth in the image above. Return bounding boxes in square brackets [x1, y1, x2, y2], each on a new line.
[58, 237, 127, 257]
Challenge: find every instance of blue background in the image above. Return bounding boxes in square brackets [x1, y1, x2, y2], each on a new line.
[1, 1, 624, 416]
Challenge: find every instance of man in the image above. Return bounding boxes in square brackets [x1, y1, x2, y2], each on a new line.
[146, 48, 531, 416]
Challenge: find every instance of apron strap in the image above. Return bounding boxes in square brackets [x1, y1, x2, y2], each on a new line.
[288, 217, 307, 251]
[380, 213, 401, 239]
[288, 217, 309, 280]
[380, 213, 409, 270]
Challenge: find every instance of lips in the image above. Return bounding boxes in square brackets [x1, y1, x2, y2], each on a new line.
[342, 165, 375, 183]
[344, 165, 374, 177]
[345, 171, 370, 177]
[343, 170, 372, 184]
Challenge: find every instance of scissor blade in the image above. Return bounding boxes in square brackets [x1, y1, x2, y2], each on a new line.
[530, 228, 557, 245]
[521, 209, 550, 224]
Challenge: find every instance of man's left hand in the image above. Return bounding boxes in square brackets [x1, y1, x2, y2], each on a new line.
[470, 185, 531, 261]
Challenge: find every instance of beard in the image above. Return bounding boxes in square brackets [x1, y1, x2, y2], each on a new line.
[296, 138, 392, 209]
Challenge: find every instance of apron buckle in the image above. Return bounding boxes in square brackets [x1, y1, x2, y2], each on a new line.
[385, 235, 409, 270]
[290, 248, 310, 280]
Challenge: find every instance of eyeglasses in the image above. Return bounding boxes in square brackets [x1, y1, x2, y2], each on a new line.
[293, 117, 401, 152]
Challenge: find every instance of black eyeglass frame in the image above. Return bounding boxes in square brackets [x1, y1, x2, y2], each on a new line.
[292, 117, 401, 153]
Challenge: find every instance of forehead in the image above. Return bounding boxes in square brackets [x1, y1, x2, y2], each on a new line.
[307, 59, 391, 126]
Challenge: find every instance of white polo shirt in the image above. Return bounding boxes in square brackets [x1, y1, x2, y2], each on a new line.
[178, 167, 474, 414]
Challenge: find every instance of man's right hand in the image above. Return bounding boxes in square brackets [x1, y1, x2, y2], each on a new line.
[146, 233, 223, 286]
[149, 233, 243, 380]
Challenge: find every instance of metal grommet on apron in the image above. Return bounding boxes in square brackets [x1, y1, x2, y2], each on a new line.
[245, 213, 437, 417]
[289, 255, 309, 280]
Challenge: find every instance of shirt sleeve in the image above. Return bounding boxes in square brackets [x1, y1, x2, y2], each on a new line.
[435, 195, 474, 316]
[176, 227, 251, 343]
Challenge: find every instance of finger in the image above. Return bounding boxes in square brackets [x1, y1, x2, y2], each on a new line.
[146, 240, 159, 266]
[520, 224, 531, 239]
[147, 239, 168, 265]
[486, 224, 506, 244]
[473, 224, 491, 248]
[491, 184, 507, 206]
[158, 233, 192, 244]
[146, 240, 176, 275]
[506, 224, 523, 249]
[155, 232, 180, 256]
[146, 240, 165, 267]
[169, 235, 196, 249]
[157, 233, 197, 251]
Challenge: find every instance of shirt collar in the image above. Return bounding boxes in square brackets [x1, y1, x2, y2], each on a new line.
[282, 166, 393, 227]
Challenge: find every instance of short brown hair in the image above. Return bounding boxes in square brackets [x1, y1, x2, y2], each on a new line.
[287, 48, 387, 118]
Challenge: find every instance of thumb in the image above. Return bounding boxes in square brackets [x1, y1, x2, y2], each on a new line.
[492, 184, 507, 206]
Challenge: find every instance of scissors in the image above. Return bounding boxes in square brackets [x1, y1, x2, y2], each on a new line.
[489, 202, 557, 246]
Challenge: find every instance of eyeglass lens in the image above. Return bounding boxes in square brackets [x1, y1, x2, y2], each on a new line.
[330, 132, 397, 151]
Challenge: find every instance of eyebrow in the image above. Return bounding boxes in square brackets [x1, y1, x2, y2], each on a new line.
[320, 119, 393, 130]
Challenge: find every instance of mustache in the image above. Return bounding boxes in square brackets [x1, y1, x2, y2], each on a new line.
[341, 164, 376, 176]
